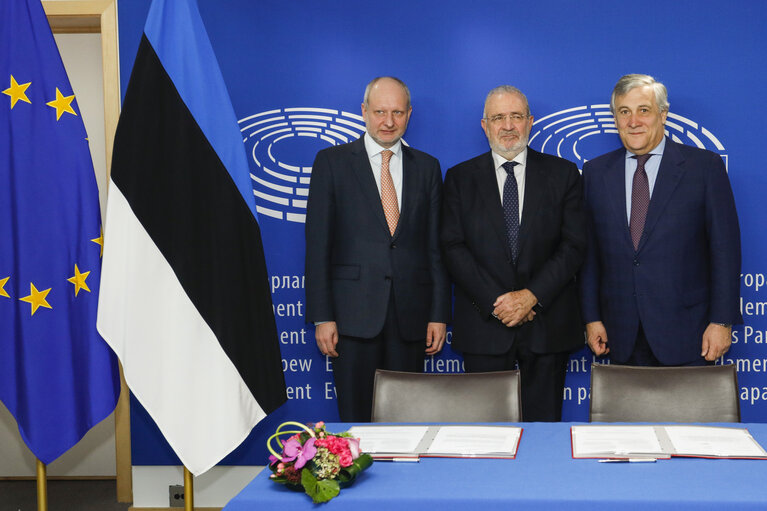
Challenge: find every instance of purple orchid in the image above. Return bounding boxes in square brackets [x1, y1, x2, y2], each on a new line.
[282, 437, 317, 469]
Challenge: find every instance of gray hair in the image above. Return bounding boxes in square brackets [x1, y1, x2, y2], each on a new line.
[483, 85, 531, 118]
[610, 74, 670, 113]
[363, 76, 411, 108]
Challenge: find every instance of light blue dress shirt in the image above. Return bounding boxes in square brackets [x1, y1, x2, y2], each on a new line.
[624, 137, 666, 223]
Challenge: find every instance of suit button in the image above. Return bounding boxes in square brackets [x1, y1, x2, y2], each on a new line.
[633, 260, 640, 266]
[390, 243, 396, 249]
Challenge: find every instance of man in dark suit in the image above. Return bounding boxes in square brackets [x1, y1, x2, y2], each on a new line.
[580, 74, 741, 366]
[441, 85, 586, 421]
[305, 77, 450, 422]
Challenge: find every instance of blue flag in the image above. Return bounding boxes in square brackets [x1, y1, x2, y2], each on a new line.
[0, 0, 120, 464]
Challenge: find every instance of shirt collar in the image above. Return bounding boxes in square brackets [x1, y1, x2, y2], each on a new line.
[364, 132, 402, 159]
[625, 137, 666, 161]
[492, 147, 528, 171]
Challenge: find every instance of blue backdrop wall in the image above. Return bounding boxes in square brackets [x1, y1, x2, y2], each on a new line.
[117, 0, 767, 465]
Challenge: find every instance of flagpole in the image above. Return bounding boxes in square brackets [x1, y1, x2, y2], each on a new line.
[184, 466, 194, 511]
[36, 459, 48, 511]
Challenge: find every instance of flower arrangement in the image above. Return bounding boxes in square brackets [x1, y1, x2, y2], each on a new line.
[267, 421, 373, 503]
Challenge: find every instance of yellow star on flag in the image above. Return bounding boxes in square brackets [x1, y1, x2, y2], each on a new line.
[67, 264, 91, 297]
[46, 87, 77, 120]
[0, 276, 10, 298]
[91, 228, 104, 257]
[19, 282, 52, 316]
[2, 75, 31, 108]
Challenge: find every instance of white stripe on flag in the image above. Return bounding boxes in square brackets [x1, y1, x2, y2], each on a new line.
[97, 181, 266, 475]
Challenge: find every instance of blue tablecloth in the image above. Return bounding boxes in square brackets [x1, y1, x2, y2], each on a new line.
[223, 422, 767, 510]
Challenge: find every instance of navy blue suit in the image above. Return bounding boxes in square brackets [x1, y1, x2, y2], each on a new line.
[580, 138, 742, 365]
[305, 136, 450, 421]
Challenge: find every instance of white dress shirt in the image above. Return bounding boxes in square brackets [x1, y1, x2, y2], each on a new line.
[364, 133, 403, 207]
[492, 147, 527, 223]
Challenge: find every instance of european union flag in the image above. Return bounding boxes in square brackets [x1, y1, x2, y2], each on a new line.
[0, 0, 120, 464]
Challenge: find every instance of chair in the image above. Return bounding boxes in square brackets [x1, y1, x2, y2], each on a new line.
[370, 369, 522, 422]
[589, 363, 740, 423]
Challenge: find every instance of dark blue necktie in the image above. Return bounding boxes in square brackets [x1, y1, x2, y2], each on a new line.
[502, 161, 520, 262]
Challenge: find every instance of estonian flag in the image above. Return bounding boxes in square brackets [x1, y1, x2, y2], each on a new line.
[97, 0, 286, 475]
[0, 0, 120, 464]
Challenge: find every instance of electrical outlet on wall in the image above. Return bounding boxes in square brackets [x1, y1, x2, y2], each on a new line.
[169, 485, 184, 507]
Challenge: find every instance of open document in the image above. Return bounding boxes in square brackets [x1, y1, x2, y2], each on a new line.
[348, 425, 522, 459]
[571, 425, 767, 460]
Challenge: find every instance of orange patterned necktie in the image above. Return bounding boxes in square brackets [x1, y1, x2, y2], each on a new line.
[380, 149, 399, 235]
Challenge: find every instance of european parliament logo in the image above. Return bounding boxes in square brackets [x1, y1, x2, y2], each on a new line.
[528, 105, 728, 171]
[239, 107, 367, 224]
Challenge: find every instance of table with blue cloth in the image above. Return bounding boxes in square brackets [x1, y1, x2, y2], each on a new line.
[223, 422, 767, 510]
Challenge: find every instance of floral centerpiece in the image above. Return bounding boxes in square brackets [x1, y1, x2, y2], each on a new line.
[267, 421, 373, 503]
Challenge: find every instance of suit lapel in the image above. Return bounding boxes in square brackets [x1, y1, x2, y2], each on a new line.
[394, 146, 416, 240]
[349, 137, 391, 235]
[518, 149, 544, 254]
[638, 138, 685, 252]
[601, 149, 634, 250]
[476, 152, 508, 251]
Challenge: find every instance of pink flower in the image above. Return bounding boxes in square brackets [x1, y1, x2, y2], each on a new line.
[316, 421, 325, 428]
[347, 437, 361, 459]
[338, 451, 353, 467]
[316, 436, 349, 456]
[282, 437, 317, 469]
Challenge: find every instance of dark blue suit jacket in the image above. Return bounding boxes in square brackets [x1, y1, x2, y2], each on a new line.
[305, 137, 450, 340]
[579, 138, 742, 364]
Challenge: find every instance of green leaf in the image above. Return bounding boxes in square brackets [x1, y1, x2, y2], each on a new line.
[338, 453, 374, 483]
[355, 453, 374, 471]
[302, 469, 340, 503]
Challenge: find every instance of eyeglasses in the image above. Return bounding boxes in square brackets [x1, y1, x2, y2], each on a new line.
[485, 113, 529, 124]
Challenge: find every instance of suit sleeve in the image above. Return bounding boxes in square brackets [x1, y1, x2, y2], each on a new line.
[304, 150, 335, 323]
[440, 167, 507, 318]
[577, 162, 602, 323]
[704, 152, 742, 325]
[426, 158, 451, 323]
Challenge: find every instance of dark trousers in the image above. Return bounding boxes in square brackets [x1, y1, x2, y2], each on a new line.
[620, 324, 708, 367]
[331, 295, 425, 422]
[462, 342, 569, 422]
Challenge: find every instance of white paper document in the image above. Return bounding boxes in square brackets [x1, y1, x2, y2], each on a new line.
[348, 425, 428, 456]
[572, 425, 663, 456]
[348, 425, 522, 459]
[571, 425, 767, 459]
[426, 426, 522, 456]
[664, 426, 767, 458]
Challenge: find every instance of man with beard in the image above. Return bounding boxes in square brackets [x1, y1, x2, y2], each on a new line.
[441, 85, 586, 421]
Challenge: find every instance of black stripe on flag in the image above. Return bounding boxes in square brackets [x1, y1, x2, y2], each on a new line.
[111, 35, 286, 413]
